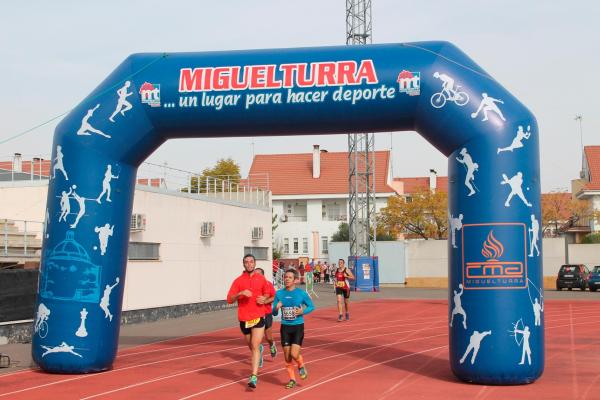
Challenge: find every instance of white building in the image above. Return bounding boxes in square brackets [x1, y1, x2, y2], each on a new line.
[248, 145, 396, 261]
[0, 163, 272, 313]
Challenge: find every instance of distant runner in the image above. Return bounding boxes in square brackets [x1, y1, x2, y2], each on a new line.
[334, 259, 355, 322]
[255, 267, 278, 362]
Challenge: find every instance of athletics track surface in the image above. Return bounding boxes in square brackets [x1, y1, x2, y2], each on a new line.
[1, 299, 599, 400]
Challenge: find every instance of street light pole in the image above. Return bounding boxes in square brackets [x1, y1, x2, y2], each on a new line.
[575, 115, 583, 172]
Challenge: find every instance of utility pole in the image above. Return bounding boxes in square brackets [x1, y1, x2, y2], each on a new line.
[575, 115, 584, 172]
[346, 0, 376, 258]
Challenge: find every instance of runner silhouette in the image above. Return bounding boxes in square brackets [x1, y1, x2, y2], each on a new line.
[109, 81, 133, 122]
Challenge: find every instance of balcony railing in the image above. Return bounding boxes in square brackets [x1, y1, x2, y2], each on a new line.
[1, 219, 44, 266]
[323, 215, 348, 221]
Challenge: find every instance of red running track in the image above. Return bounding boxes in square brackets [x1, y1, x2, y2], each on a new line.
[1, 299, 599, 400]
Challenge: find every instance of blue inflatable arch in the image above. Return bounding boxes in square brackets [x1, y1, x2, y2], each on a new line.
[35, 41, 543, 384]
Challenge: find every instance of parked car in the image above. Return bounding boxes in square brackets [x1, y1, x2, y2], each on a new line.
[556, 264, 590, 291]
[588, 266, 600, 292]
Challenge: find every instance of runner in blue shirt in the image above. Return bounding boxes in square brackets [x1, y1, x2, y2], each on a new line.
[272, 268, 315, 389]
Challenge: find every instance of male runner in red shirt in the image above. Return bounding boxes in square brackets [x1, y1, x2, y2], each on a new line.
[227, 254, 270, 388]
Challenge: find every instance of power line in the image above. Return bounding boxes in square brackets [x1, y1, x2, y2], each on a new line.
[0, 53, 169, 146]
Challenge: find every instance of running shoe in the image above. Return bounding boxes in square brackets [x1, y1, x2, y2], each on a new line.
[338, 314, 343, 322]
[270, 343, 277, 358]
[299, 365, 308, 380]
[248, 374, 258, 388]
[345, 312, 350, 321]
[285, 379, 297, 389]
[259, 344, 264, 368]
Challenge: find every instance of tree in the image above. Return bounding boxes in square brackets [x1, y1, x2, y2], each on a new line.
[541, 191, 599, 236]
[331, 222, 349, 242]
[182, 158, 241, 193]
[379, 189, 448, 240]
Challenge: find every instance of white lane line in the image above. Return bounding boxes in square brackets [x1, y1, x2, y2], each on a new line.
[0, 319, 446, 398]
[275, 345, 449, 400]
[177, 333, 449, 399]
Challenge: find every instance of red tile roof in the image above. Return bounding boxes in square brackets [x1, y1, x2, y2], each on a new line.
[0, 160, 50, 177]
[248, 150, 394, 196]
[392, 176, 448, 194]
[584, 146, 600, 190]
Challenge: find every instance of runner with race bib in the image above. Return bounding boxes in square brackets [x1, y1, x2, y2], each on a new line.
[273, 268, 315, 389]
[334, 258, 355, 322]
[227, 254, 271, 389]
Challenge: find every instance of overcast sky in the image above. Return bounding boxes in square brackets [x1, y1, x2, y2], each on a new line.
[1, 1, 598, 192]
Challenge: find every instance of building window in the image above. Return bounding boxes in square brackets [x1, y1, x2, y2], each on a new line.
[321, 236, 329, 254]
[293, 238, 299, 254]
[244, 247, 269, 260]
[128, 242, 160, 260]
[302, 237, 308, 254]
[284, 238, 289, 254]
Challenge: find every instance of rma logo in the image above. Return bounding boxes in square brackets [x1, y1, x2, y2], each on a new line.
[462, 224, 527, 290]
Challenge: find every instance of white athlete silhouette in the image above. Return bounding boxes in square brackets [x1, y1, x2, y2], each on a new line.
[109, 81, 133, 122]
[532, 298, 544, 326]
[449, 214, 463, 249]
[41, 342, 82, 358]
[434, 72, 455, 96]
[497, 125, 532, 154]
[430, 72, 469, 108]
[528, 214, 540, 257]
[94, 223, 114, 255]
[77, 104, 111, 138]
[456, 148, 478, 196]
[501, 172, 532, 207]
[100, 277, 120, 321]
[70, 185, 87, 228]
[450, 283, 467, 329]
[59, 187, 73, 223]
[44, 208, 50, 239]
[471, 93, 506, 122]
[459, 330, 492, 365]
[96, 165, 119, 204]
[76, 308, 89, 337]
[34, 303, 50, 335]
[52, 145, 69, 180]
[515, 325, 532, 365]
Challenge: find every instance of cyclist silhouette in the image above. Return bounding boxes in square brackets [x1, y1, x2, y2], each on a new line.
[431, 72, 469, 108]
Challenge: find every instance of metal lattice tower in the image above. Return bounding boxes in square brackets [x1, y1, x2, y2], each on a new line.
[346, 0, 376, 257]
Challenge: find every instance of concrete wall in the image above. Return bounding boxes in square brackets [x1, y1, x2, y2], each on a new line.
[405, 239, 448, 288]
[569, 243, 600, 268]
[328, 241, 406, 284]
[402, 237, 586, 289]
[0, 182, 272, 312]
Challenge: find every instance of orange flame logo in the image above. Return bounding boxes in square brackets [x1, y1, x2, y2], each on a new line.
[481, 230, 504, 260]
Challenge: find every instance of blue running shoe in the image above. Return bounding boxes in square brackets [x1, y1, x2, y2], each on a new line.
[299, 365, 308, 380]
[248, 374, 258, 388]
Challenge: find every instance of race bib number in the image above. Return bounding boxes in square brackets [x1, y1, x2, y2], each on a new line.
[244, 317, 261, 329]
[282, 306, 297, 321]
[336, 281, 346, 288]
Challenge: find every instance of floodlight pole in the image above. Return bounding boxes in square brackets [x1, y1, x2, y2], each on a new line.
[346, 0, 376, 258]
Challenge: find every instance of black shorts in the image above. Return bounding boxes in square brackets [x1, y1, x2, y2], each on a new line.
[239, 317, 265, 335]
[264, 313, 273, 329]
[280, 324, 304, 347]
[336, 287, 350, 299]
